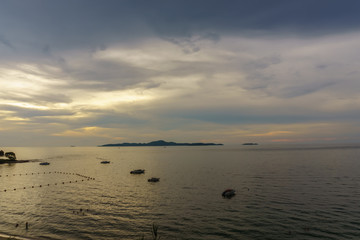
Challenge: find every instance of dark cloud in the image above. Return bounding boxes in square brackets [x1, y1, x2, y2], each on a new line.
[164, 37, 201, 54]
[229, 55, 282, 91]
[1, 0, 360, 53]
[131, 0, 360, 38]
[163, 32, 220, 53]
[278, 81, 336, 98]
[0, 0, 148, 51]
[58, 59, 158, 91]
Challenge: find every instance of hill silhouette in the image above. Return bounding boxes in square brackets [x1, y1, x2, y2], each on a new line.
[99, 140, 223, 147]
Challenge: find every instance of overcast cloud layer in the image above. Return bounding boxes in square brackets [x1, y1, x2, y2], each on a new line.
[1, 0, 360, 146]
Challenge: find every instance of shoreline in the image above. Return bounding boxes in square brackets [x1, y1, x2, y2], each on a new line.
[0, 160, 30, 164]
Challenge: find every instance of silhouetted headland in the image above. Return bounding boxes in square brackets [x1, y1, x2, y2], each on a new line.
[242, 143, 259, 145]
[0, 149, 29, 164]
[99, 140, 223, 147]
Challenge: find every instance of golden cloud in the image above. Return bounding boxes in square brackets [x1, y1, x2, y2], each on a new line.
[52, 126, 121, 139]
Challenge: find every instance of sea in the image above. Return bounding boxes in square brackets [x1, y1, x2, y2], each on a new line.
[0, 144, 359, 240]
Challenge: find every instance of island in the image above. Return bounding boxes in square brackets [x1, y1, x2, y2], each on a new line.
[99, 140, 223, 147]
[242, 143, 259, 145]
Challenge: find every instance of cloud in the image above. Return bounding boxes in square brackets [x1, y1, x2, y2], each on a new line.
[1, 0, 360, 56]
[1, 1, 360, 145]
[247, 131, 293, 137]
[278, 81, 336, 98]
[271, 137, 338, 143]
[163, 32, 221, 54]
[53, 126, 118, 139]
[0, 104, 75, 118]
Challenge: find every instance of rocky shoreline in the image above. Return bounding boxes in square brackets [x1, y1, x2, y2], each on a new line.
[0, 160, 29, 164]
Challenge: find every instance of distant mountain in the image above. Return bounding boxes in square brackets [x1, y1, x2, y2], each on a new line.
[99, 140, 223, 147]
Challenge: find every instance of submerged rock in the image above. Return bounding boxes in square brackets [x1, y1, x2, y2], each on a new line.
[222, 189, 236, 198]
[148, 177, 160, 182]
[130, 169, 145, 174]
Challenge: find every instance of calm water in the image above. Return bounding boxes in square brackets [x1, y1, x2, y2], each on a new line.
[0, 144, 359, 239]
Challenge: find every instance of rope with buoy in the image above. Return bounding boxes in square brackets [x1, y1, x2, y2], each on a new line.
[0, 171, 96, 193]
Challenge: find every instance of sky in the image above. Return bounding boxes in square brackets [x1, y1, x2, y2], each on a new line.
[1, 0, 360, 146]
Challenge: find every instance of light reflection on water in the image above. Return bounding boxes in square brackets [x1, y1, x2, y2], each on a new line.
[0, 145, 359, 239]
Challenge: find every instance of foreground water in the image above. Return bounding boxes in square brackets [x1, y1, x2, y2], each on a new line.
[0, 144, 359, 239]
